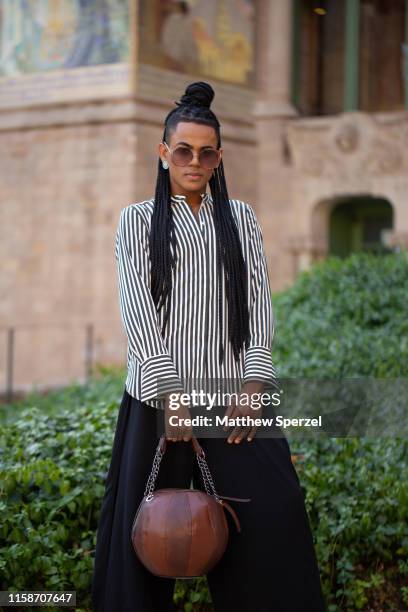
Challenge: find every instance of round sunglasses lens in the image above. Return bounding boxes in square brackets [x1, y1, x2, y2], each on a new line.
[172, 147, 193, 166]
[200, 150, 219, 169]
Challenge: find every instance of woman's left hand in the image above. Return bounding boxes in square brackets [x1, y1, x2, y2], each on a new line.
[223, 381, 266, 444]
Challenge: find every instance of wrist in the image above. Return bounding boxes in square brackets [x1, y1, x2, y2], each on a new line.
[241, 380, 266, 394]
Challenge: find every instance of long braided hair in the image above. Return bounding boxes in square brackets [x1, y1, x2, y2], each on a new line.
[150, 81, 250, 365]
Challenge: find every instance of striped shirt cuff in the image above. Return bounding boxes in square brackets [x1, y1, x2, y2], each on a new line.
[140, 354, 185, 402]
[244, 346, 280, 392]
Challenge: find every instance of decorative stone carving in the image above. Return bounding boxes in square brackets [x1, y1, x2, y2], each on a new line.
[334, 123, 359, 153]
[286, 111, 408, 178]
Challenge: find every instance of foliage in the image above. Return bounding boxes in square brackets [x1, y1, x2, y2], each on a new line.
[272, 252, 408, 378]
[1, 253, 407, 611]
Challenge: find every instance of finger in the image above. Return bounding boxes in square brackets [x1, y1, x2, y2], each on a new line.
[180, 416, 192, 442]
[168, 424, 177, 442]
[223, 401, 236, 431]
[227, 409, 243, 442]
[225, 406, 240, 441]
[227, 399, 249, 442]
[183, 425, 193, 442]
[166, 401, 180, 442]
[165, 408, 175, 441]
[183, 410, 193, 441]
[227, 426, 243, 443]
[183, 413, 191, 440]
[165, 419, 173, 441]
[247, 425, 258, 442]
[235, 425, 251, 444]
[167, 418, 178, 442]
[176, 422, 184, 442]
[176, 406, 186, 442]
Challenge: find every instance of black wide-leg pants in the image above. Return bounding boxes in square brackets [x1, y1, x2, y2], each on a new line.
[91, 388, 327, 612]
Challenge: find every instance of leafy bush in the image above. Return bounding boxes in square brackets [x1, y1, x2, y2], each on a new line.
[294, 437, 407, 611]
[272, 252, 408, 378]
[1, 253, 407, 611]
[0, 371, 125, 611]
[271, 252, 408, 611]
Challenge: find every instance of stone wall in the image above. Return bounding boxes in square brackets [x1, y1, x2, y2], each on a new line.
[0, 101, 137, 394]
[0, 93, 258, 396]
[2, 0, 407, 395]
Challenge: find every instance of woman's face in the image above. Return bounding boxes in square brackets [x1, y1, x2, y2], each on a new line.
[158, 121, 222, 199]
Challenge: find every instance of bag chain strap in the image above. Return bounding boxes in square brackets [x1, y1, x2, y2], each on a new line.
[144, 445, 165, 500]
[196, 452, 220, 500]
[143, 439, 220, 501]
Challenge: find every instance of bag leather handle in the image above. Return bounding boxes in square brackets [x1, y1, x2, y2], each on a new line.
[219, 499, 242, 532]
[157, 435, 251, 506]
[159, 434, 204, 457]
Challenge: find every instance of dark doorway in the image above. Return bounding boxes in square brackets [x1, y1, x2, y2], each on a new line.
[329, 197, 393, 257]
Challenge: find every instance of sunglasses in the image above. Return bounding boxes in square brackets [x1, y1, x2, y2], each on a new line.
[162, 141, 221, 170]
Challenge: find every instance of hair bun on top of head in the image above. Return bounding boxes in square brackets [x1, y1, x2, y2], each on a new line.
[174, 81, 214, 109]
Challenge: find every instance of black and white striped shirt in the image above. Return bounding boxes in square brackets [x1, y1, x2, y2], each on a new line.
[115, 192, 279, 409]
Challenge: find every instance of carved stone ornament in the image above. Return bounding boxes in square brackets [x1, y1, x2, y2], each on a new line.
[334, 123, 359, 153]
[286, 111, 408, 178]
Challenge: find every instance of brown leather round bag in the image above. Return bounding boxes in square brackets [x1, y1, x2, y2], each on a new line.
[131, 435, 250, 578]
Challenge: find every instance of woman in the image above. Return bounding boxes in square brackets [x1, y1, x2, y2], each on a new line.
[91, 81, 327, 612]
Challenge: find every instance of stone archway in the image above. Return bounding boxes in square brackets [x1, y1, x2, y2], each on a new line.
[309, 194, 394, 260]
[328, 196, 394, 257]
[300, 193, 395, 269]
[284, 111, 408, 278]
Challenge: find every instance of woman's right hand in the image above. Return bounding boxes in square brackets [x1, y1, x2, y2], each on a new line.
[164, 395, 193, 442]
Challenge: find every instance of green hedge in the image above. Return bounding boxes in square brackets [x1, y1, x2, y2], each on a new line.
[272, 252, 408, 378]
[1, 253, 407, 611]
[272, 252, 408, 611]
[0, 372, 125, 612]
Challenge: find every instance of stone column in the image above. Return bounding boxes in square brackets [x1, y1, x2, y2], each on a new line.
[255, 0, 298, 118]
[253, 0, 298, 291]
[286, 235, 329, 274]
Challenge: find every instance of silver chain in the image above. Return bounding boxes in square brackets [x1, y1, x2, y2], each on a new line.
[196, 453, 220, 500]
[143, 439, 219, 501]
[143, 445, 164, 499]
